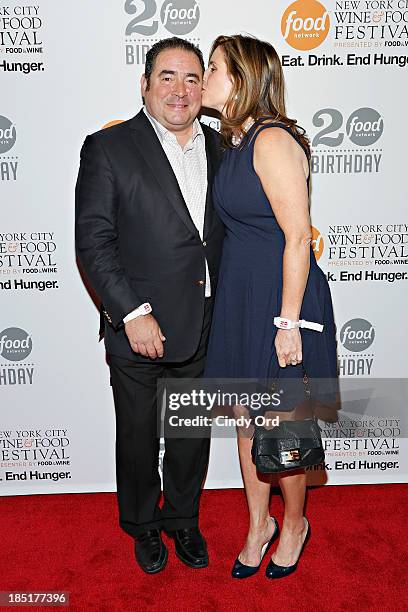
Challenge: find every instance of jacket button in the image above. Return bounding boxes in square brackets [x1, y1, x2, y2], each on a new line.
[196, 280, 204, 286]
[202, 241, 207, 246]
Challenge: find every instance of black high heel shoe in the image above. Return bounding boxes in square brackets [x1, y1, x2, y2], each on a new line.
[231, 516, 279, 579]
[265, 517, 310, 579]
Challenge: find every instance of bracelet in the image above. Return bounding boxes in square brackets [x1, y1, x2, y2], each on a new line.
[123, 302, 152, 324]
[274, 316, 324, 332]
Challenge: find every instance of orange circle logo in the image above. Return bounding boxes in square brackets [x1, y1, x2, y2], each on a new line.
[311, 226, 324, 260]
[281, 0, 330, 51]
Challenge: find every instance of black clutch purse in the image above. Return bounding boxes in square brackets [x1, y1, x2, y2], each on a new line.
[251, 371, 325, 473]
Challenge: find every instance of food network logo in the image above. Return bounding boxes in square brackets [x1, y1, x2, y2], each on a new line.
[340, 318, 375, 352]
[0, 327, 34, 385]
[125, 0, 200, 66]
[311, 226, 324, 261]
[125, 0, 200, 37]
[338, 318, 376, 377]
[281, 0, 330, 51]
[0, 327, 32, 361]
[0, 114, 18, 181]
[311, 107, 384, 175]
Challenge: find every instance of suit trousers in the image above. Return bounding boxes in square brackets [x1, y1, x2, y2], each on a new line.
[108, 298, 213, 538]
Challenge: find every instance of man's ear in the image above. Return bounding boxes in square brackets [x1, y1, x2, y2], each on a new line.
[141, 73, 148, 97]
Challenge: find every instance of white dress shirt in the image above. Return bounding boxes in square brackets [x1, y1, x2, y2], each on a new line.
[123, 108, 210, 323]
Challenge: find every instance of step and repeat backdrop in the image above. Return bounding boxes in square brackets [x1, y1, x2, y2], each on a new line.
[1, 0, 407, 495]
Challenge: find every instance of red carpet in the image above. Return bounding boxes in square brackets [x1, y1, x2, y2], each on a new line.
[2, 485, 407, 611]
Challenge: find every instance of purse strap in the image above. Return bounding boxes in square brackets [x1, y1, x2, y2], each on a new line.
[270, 365, 315, 419]
[301, 366, 316, 419]
[301, 366, 311, 396]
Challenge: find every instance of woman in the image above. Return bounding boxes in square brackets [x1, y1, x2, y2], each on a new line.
[202, 35, 338, 579]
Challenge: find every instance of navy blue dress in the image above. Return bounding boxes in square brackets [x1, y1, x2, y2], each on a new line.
[204, 121, 338, 406]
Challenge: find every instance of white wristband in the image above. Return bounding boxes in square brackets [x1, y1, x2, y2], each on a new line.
[274, 316, 324, 332]
[299, 319, 324, 332]
[123, 302, 152, 323]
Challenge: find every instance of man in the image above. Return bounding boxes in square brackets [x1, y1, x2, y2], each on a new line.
[75, 37, 224, 573]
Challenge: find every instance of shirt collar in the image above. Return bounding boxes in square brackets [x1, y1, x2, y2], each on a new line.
[143, 106, 203, 148]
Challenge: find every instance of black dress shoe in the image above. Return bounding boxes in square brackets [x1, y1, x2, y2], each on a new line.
[265, 517, 310, 579]
[231, 516, 279, 579]
[134, 529, 168, 574]
[168, 527, 208, 568]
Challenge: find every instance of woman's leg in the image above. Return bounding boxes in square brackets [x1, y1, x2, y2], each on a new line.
[272, 470, 308, 566]
[267, 365, 309, 565]
[234, 405, 275, 565]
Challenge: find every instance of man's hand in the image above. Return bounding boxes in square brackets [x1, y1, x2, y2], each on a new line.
[125, 314, 166, 359]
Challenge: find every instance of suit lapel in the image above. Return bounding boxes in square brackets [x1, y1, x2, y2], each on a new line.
[128, 111, 200, 239]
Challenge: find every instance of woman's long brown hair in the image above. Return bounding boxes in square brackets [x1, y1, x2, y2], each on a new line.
[209, 34, 310, 153]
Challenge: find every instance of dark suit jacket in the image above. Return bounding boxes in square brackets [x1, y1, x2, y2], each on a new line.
[75, 110, 225, 362]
